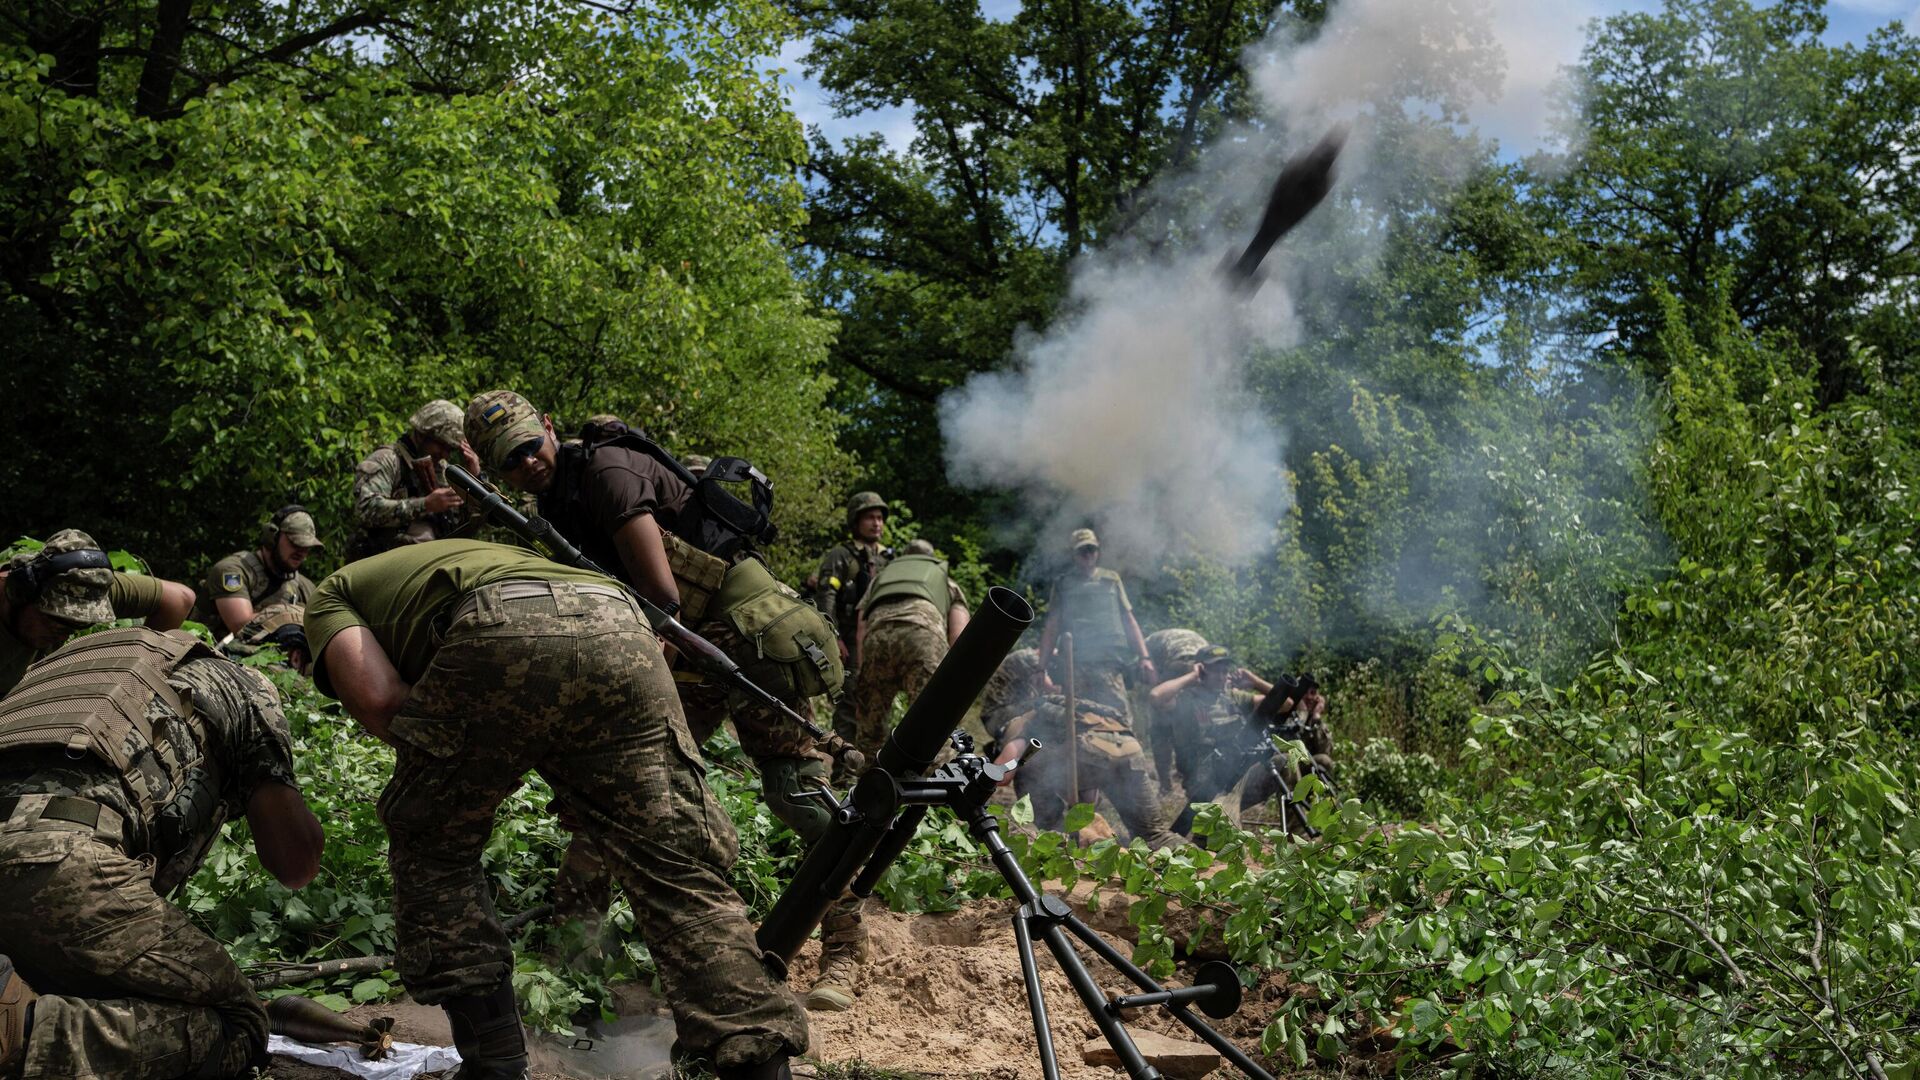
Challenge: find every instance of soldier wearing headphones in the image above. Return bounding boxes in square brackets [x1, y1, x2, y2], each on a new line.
[0, 530, 197, 694]
[190, 506, 325, 636]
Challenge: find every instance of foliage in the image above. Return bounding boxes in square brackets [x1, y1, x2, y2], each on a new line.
[1, 1, 850, 582]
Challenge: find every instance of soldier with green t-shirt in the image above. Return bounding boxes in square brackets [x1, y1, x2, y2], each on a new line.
[306, 539, 807, 1080]
[0, 529, 196, 694]
[1036, 528, 1155, 720]
[191, 506, 324, 636]
[849, 539, 970, 766]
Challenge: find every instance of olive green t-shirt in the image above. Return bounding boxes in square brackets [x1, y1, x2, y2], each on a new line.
[0, 572, 169, 695]
[306, 539, 622, 696]
[191, 548, 316, 630]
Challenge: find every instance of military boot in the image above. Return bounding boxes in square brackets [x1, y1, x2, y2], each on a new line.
[804, 907, 867, 1012]
[0, 956, 35, 1080]
[441, 977, 528, 1080]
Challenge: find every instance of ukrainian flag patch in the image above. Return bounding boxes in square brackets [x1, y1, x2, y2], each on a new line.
[482, 402, 508, 425]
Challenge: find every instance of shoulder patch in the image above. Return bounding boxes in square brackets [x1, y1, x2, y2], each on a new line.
[221, 571, 244, 593]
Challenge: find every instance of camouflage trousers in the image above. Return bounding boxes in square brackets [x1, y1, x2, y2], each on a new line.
[379, 583, 806, 1066]
[1013, 731, 1185, 850]
[1061, 664, 1132, 724]
[0, 823, 264, 1079]
[850, 620, 947, 764]
[550, 608, 867, 976]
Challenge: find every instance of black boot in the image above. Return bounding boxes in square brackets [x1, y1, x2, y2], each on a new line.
[716, 1055, 793, 1080]
[441, 977, 528, 1080]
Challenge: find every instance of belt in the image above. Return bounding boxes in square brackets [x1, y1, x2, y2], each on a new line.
[0, 793, 128, 849]
[451, 579, 633, 622]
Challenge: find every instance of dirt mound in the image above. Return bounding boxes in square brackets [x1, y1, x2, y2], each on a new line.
[790, 898, 1281, 1079]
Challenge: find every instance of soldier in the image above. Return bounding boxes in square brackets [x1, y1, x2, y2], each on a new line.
[190, 505, 324, 636]
[849, 539, 970, 764]
[0, 627, 325, 1080]
[1035, 528, 1155, 721]
[0, 529, 196, 694]
[1148, 648, 1333, 834]
[1218, 673, 1334, 833]
[306, 540, 807, 1079]
[1143, 628, 1210, 796]
[345, 399, 482, 561]
[815, 492, 893, 764]
[980, 647, 1042, 752]
[1001, 692, 1185, 850]
[220, 603, 311, 673]
[463, 391, 866, 1013]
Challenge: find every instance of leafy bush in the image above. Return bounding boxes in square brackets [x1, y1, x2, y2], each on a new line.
[1341, 737, 1442, 819]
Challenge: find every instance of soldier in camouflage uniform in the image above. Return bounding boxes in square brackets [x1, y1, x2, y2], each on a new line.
[219, 603, 311, 673]
[190, 506, 324, 637]
[1143, 628, 1210, 796]
[980, 647, 1042, 752]
[0, 628, 325, 1080]
[464, 391, 865, 1013]
[1148, 647, 1333, 834]
[815, 492, 893, 765]
[1002, 694, 1185, 850]
[307, 540, 807, 1080]
[849, 540, 969, 765]
[0, 530, 196, 695]
[345, 399, 482, 562]
[1036, 528, 1155, 721]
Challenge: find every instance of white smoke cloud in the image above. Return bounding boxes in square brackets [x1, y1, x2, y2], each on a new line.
[940, 0, 1590, 572]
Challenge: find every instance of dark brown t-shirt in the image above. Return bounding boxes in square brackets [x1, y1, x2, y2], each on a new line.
[538, 442, 694, 588]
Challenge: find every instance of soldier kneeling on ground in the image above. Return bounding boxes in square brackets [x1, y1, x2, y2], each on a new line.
[1150, 651, 1333, 835]
[1002, 694, 1186, 851]
[0, 627, 325, 1080]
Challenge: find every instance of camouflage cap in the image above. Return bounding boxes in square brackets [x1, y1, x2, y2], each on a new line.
[1146, 628, 1209, 670]
[1197, 643, 1235, 667]
[277, 510, 325, 549]
[681, 454, 712, 477]
[465, 390, 547, 472]
[10, 528, 114, 626]
[237, 602, 305, 647]
[1070, 527, 1099, 551]
[409, 399, 466, 448]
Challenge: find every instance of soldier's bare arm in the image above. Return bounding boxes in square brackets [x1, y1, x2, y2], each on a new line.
[319, 626, 410, 747]
[1148, 665, 1202, 708]
[1124, 608, 1155, 684]
[246, 782, 325, 888]
[947, 601, 970, 644]
[213, 595, 256, 635]
[1036, 607, 1060, 690]
[150, 580, 195, 630]
[611, 513, 681, 609]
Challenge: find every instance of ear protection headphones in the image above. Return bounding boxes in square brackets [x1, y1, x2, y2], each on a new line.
[259, 505, 308, 548]
[6, 548, 113, 604]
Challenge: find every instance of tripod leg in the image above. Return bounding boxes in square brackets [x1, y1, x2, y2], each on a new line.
[1060, 916, 1277, 1080]
[1034, 917, 1161, 1078]
[1012, 905, 1062, 1080]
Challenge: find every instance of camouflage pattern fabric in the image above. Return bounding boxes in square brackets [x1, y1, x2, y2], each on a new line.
[378, 585, 805, 1066]
[980, 648, 1041, 743]
[850, 617, 946, 764]
[1068, 665, 1132, 721]
[0, 826, 267, 1080]
[1010, 723, 1184, 850]
[347, 438, 474, 558]
[3, 529, 113, 625]
[191, 549, 315, 630]
[0, 651, 297, 1079]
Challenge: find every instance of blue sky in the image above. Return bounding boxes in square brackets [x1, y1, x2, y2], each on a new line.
[774, 0, 1916, 156]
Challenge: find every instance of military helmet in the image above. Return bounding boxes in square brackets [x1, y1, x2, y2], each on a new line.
[1145, 628, 1209, 671]
[846, 491, 887, 530]
[901, 538, 936, 557]
[3, 529, 114, 625]
[465, 390, 547, 473]
[409, 399, 465, 449]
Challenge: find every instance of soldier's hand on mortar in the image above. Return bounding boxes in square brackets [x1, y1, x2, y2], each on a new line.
[424, 487, 463, 513]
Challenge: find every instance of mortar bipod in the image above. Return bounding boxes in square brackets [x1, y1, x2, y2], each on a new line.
[848, 732, 1276, 1080]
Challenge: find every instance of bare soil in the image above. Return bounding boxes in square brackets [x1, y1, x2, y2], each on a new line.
[266, 898, 1292, 1080]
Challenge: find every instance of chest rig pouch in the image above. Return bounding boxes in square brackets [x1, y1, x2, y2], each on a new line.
[0, 628, 225, 892]
[712, 558, 844, 701]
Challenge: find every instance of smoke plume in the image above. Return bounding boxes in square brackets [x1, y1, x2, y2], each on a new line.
[939, 0, 1592, 572]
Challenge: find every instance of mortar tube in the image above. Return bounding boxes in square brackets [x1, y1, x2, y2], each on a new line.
[757, 586, 1033, 961]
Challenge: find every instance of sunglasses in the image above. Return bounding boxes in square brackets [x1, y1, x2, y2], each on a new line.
[501, 437, 544, 472]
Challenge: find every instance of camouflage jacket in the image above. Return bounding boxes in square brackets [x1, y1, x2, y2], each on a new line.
[349, 436, 475, 555]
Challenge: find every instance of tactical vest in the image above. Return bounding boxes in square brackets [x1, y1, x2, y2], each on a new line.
[1053, 571, 1130, 664]
[586, 433, 777, 560]
[860, 553, 949, 617]
[0, 627, 227, 893]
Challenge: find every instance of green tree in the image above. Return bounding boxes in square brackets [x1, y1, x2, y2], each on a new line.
[1, 1, 848, 578]
[1539, 0, 1920, 403]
